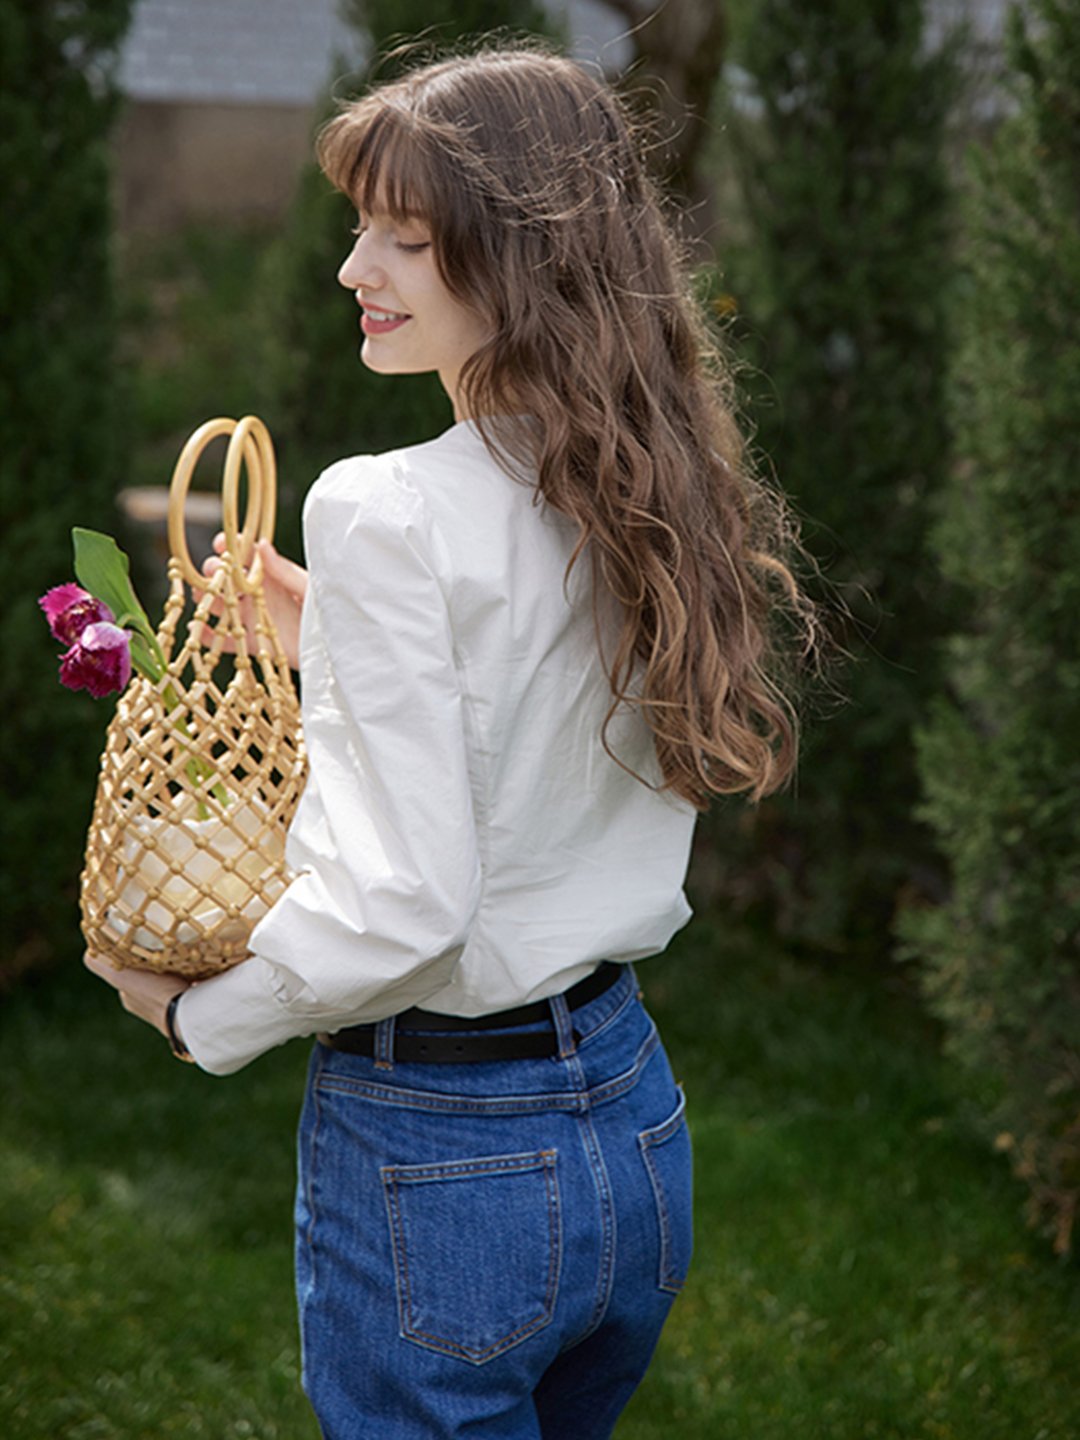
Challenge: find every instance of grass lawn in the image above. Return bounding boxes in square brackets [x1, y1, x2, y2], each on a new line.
[2, 918, 1078, 1439]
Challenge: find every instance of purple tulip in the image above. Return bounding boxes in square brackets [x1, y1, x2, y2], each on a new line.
[39, 583, 115, 647]
[59, 622, 132, 698]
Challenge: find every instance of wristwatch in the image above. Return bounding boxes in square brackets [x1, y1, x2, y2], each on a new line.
[166, 991, 195, 1063]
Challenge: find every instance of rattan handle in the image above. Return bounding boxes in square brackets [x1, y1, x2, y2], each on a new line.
[167, 415, 278, 589]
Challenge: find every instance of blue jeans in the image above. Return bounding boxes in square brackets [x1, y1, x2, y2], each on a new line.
[294, 964, 693, 1439]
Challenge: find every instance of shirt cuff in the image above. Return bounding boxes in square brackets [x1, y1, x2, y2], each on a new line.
[176, 957, 316, 1076]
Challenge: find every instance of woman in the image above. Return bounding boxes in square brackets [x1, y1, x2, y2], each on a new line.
[86, 42, 813, 1439]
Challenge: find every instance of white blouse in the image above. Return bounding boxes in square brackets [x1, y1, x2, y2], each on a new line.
[179, 419, 696, 1075]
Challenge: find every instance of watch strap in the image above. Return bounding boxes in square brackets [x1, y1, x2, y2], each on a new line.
[166, 991, 195, 1063]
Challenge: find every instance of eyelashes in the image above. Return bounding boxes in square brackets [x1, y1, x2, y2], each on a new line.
[350, 221, 431, 253]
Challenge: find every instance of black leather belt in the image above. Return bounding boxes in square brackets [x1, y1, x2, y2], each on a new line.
[318, 962, 624, 1063]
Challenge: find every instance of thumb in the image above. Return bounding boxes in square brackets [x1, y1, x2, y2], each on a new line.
[256, 539, 281, 570]
[257, 539, 303, 588]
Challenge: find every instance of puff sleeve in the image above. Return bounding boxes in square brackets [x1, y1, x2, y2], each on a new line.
[177, 458, 482, 1075]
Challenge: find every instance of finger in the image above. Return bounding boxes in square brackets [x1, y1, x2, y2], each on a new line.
[255, 539, 284, 576]
[212, 531, 226, 555]
[84, 951, 124, 987]
[257, 540, 307, 602]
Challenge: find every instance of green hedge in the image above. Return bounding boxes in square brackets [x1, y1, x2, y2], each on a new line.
[0, 0, 133, 985]
[701, 0, 965, 957]
[899, 0, 1080, 1254]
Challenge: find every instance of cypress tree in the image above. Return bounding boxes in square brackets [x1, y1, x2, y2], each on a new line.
[0, 0, 134, 982]
[900, 0, 1080, 1253]
[705, 0, 964, 956]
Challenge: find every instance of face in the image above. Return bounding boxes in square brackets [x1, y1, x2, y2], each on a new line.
[337, 207, 491, 421]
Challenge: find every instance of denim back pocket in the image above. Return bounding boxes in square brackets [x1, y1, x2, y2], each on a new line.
[638, 1086, 693, 1294]
[381, 1148, 562, 1365]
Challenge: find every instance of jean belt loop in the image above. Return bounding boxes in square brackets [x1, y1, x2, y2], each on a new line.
[627, 959, 644, 1000]
[549, 990, 578, 1060]
[373, 1014, 396, 1071]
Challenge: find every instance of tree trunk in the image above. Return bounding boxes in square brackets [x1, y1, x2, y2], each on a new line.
[603, 0, 731, 244]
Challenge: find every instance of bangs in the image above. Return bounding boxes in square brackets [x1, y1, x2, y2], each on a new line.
[316, 100, 439, 225]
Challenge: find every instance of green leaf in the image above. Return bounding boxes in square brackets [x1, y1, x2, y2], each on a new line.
[72, 528, 157, 648]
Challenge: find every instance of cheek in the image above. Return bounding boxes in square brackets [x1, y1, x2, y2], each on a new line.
[416, 264, 491, 356]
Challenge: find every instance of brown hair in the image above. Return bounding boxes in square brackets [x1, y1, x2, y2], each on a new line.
[317, 42, 818, 810]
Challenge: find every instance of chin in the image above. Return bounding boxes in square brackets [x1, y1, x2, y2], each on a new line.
[359, 347, 425, 379]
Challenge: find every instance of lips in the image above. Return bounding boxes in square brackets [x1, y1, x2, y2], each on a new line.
[361, 308, 411, 336]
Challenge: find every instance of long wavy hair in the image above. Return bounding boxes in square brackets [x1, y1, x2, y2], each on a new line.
[317, 42, 818, 810]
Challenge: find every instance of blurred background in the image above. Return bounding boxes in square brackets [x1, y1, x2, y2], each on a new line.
[2, 0, 1079, 1435]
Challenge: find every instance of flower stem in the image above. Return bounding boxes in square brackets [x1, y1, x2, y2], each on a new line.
[159, 681, 230, 819]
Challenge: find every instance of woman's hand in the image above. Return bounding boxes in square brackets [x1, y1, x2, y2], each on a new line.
[198, 535, 308, 671]
[83, 952, 189, 1040]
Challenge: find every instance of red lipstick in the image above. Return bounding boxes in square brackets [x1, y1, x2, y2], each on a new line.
[361, 310, 411, 335]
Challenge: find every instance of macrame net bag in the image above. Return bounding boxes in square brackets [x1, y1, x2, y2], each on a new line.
[80, 415, 307, 978]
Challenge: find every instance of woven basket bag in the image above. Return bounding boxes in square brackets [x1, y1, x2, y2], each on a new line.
[80, 415, 307, 978]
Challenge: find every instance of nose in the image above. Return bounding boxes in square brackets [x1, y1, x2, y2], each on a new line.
[337, 234, 382, 292]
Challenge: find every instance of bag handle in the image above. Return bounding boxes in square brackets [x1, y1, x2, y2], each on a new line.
[167, 415, 278, 590]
